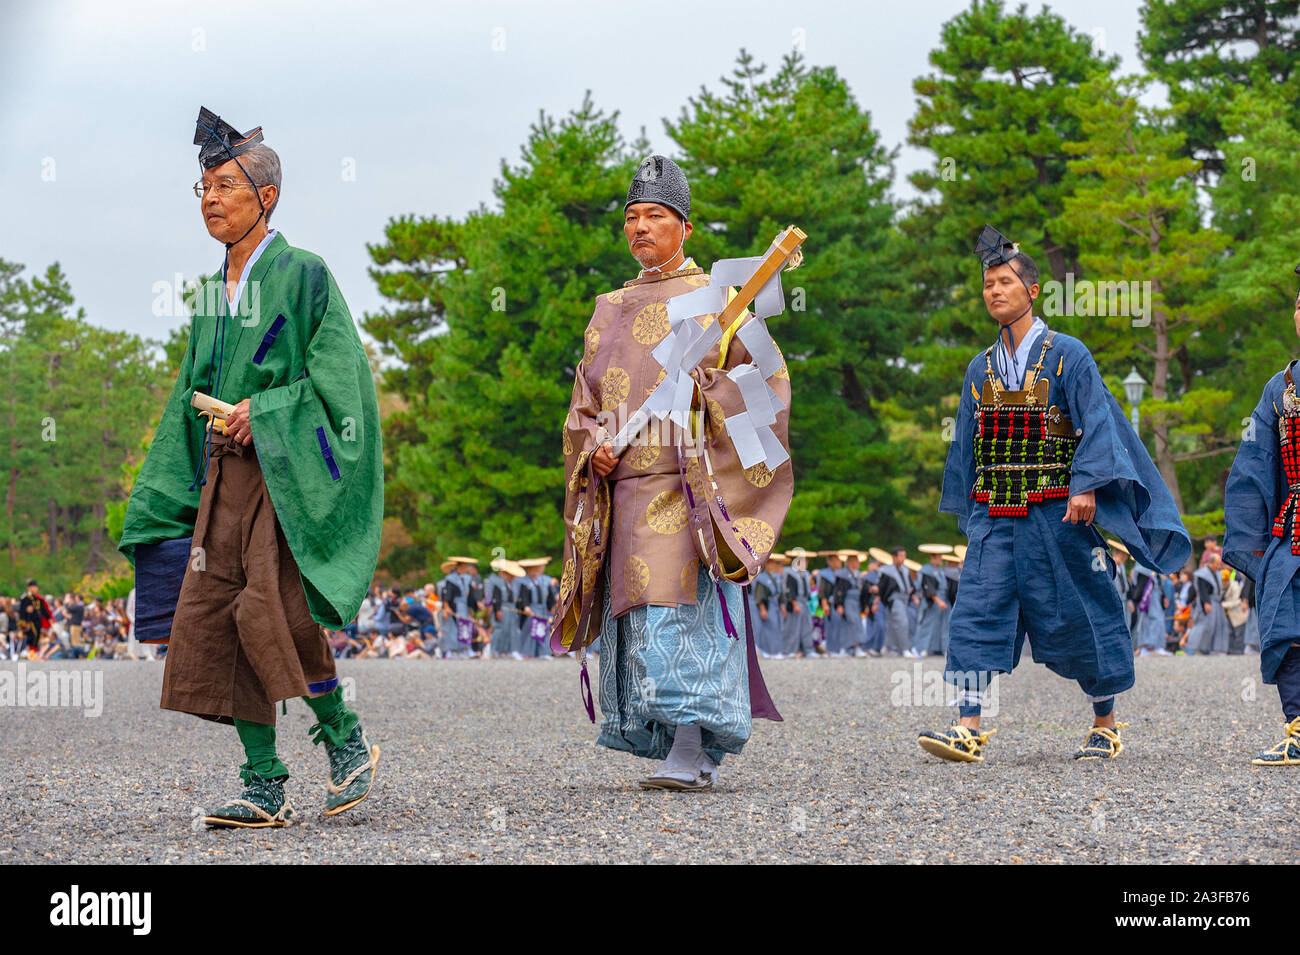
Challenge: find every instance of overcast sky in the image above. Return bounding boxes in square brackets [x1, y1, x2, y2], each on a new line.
[0, 0, 1147, 346]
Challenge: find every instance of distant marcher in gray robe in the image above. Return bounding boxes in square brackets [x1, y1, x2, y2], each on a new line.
[1131, 563, 1168, 655]
[1187, 558, 1230, 655]
[916, 554, 951, 656]
[841, 553, 865, 655]
[817, 553, 844, 654]
[878, 548, 914, 656]
[515, 559, 553, 658]
[437, 559, 478, 658]
[783, 560, 816, 657]
[752, 556, 786, 657]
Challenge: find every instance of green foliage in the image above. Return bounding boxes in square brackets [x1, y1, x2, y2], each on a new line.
[0, 258, 166, 595]
[1057, 73, 1230, 516]
[1139, 0, 1300, 176]
[364, 93, 638, 573]
[666, 51, 910, 547]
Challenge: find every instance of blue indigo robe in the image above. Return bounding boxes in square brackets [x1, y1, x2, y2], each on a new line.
[940, 324, 1190, 695]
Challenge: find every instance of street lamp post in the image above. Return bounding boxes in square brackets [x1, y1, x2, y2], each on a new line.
[1123, 366, 1148, 435]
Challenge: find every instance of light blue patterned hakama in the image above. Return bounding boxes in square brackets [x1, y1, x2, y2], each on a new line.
[597, 566, 752, 764]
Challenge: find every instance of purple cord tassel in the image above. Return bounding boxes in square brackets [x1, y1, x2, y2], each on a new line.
[580, 659, 595, 723]
[716, 580, 739, 640]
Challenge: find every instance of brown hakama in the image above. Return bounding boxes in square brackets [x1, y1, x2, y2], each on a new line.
[160, 431, 337, 726]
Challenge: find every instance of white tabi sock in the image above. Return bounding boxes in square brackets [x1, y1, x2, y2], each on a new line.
[699, 752, 718, 781]
[656, 723, 703, 780]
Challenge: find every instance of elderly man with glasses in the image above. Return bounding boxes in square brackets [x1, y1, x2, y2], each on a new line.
[118, 107, 383, 828]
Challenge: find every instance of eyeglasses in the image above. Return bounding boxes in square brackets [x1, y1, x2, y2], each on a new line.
[193, 178, 259, 199]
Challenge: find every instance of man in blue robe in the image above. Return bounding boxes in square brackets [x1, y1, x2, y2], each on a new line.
[516, 558, 553, 659]
[782, 552, 817, 658]
[878, 548, 914, 656]
[1131, 561, 1170, 656]
[486, 558, 524, 659]
[861, 557, 885, 656]
[437, 558, 478, 659]
[752, 554, 786, 658]
[916, 545, 952, 656]
[918, 225, 1189, 763]
[816, 552, 845, 655]
[841, 551, 866, 656]
[1187, 555, 1230, 655]
[1223, 272, 1300, 764]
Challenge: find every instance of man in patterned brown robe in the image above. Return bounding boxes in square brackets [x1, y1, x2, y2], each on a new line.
[550, 155, 792, 790]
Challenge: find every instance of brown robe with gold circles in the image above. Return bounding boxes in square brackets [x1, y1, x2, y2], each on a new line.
[552, 265, 793, 652]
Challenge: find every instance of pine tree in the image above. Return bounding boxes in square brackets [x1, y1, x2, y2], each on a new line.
[364, 94, 639, 572]
[666, 50, 910, 547]
[1057, 75, 1230, 516]
[1139, 0, 1300, 178]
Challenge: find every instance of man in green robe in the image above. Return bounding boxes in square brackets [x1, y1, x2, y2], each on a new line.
[117, 107, 383, 827]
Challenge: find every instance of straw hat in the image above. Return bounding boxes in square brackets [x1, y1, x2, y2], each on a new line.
[498, 559, 527, 578]
[439, 559, 457, 574]
[903, 558, 921, 572]
[868, 547, 893, 564]
[836, 549, 860, 560]
[941, 554, 962, 564]
[767, 552, 789, 563]
[954, 544, 967, 561]
[1107, 539, 1130, 557]
[919, 543, 953, 555]
[517, 557, 551, 569]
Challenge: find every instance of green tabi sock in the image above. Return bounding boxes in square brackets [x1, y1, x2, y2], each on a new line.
[234, 718, 289, 784]
[301, 686, 359, 747]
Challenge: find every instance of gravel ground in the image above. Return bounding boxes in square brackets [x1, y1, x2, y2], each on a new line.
[1, 654, 1294, 864]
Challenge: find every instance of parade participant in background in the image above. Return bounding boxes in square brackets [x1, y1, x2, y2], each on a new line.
[816, 552, 845, 655]
[1224, 272, 1300, 763]
[118, 108, 383, 826]
[1131, 559, 1170, 656]
[437, 558, 479, 659]
[486, 558, 523, 659]
[751, 553, 786, 658]
[862, 553, 886, 656]
[840, 550, 865, 657]
[550, 155, 792, 789]
[915, 544, 953, 657]
[905, 558, 922, 649]
[16, 580, 52, 655]
[516, 558, 554, 659]
[1222, 568, 1249, 654]
[920, 225, 1189, 764]
[1187, 552, 1230, 655]
[467, 565, 486, 654]
[783, 551, 817, 659]
[878, 547, 914, 657]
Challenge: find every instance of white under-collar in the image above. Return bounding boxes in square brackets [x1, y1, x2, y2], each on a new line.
[994, 316, 1046, 388]
[224, 229, 278, 317]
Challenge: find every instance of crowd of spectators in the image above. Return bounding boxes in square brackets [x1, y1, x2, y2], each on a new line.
[1, 583, 155, 661]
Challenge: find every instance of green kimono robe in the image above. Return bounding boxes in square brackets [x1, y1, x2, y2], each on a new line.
[118, 233, 383, 630]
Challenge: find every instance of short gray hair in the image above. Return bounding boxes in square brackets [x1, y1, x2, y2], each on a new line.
[238, 144, 281, 224]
